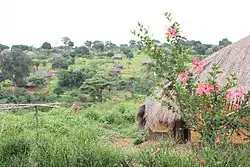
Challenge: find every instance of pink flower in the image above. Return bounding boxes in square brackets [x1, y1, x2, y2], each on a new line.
[215, 136, 222, 144]
[192, 60, 204, 72]
[166, 27, 177, 37]
[182, 36, 187, 40]
[226, 89, 233, 101]
[178, 71, 189, 82]
[196, 83, 215, 96]
[150, 46, 155, 51]
[235, 88, 245, 99]
[233, 103, 241, 110]
[215, 80, 223, 90]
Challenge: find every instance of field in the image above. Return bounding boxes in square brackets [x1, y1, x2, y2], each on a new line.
[0, 50, 249, 167]
[0, 99, 249, 167]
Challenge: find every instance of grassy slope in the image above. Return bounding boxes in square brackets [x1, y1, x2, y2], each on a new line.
[0, 53, 249, 166]
[0, 100, 200, 167]
[0, 99, 249, 167]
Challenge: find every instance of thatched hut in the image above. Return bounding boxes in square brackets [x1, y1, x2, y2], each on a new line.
[194, 35, 250, 93]
[136, 35, 250, 144]
[136, 94, 191, 143]
[112, 54, 123, 60]
[109, 67, 122, 74]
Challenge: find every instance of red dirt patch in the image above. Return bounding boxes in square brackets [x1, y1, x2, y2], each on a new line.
[137, 140, 156, 149]
[113, 135, 134, 149]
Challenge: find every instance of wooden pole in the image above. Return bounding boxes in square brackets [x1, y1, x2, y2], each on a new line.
[35, 106, 39, 141]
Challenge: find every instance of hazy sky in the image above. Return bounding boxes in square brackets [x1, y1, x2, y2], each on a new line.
[0, 0, 250, 47]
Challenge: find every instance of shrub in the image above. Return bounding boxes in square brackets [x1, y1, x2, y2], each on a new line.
[28, 76, 46, 87]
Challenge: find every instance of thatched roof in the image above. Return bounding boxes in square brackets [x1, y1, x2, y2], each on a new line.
[109, 67, 121, 73]
[38, 71, 52, 78]
[112, 54, 123, 59]
[136, 97, 181, 133]
[194, 35, 250, 92]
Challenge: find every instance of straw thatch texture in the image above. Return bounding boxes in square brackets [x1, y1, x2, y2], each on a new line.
[194, 35, 250, 92]
[136, 97, 181, 133]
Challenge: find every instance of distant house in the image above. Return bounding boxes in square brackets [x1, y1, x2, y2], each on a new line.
[109, 67, 122, 74]
[38, 71, 53, 83]
[112, 54, 123, 60]
[38, 71, 52, 78]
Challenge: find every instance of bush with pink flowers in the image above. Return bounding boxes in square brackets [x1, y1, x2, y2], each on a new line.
[134, 12, 250, 146]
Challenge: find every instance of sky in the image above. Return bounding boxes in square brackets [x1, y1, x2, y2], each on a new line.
[0, 0, 250, 47]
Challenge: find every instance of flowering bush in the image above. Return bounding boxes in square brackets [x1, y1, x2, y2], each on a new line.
[134, 12, 250, 146]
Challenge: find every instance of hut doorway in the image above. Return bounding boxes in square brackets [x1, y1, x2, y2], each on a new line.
[173, 120, 190, 143]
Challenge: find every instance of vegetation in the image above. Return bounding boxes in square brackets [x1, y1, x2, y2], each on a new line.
[0, 10, 247, 167]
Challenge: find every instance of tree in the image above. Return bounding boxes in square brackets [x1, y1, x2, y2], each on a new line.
[80, 75, 111, 103]
[126, 51, 134, 59]
[52, 56, 74, 69]
[62, 37, 70, 46]
[105, 41, 116, 51]
[129, 40, 137, 47]
[0, 44, 9, 51]
[0, 49, 32, 86]
[68, 41, 74, 47]
[219, 38, 232, 46]
[136, 41, 144, 50]
[71, 46, 90, 57]
[84, 40, 92, 48]
[106, 51, 114, 57]
[11, 45, 30, 51]
[57, 69, 86, 88]
[41, 42, 52, 49]
[42, 61, 47, 67]
[33, 60, 41, 71]
[92, 40, 104, 52]
[127, 60, 132, 68]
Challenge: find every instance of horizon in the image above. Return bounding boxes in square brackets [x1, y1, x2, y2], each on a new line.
[1, 0, 250, 47]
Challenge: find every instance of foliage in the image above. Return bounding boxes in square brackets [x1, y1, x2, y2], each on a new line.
[11, 45, 30, 51]
[0, 49, 32, 86]
[219, 38, 232, 46]
[57, 68, 86, 88]
[0, 103, 248, 167]
[41, 42, 52, 50]
[61, 36, 70, 46]
[80, 75, 111, 102]
[134, 12, 250, 146]
[68, 41, 74, 47]
[51, 56, 75, 69]
[71, 46, 90, 57]
[0, 88, 56, 104]
[28, 76, 46, 87]
[0, 44, 9, 51]
[106, 51, 114, 57]
[105, 41, 117, 51]
[32, 59, 41, 70]
[92, 40, 105, 52]
[84, 40, 92, 48]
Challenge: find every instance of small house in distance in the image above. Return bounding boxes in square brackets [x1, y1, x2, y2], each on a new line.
[109, 67, 122, 74]
[112, 54, 123, 60]
[37, 71, 53, 83]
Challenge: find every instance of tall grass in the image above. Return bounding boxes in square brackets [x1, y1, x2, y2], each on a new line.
[0, 101, 249, 167]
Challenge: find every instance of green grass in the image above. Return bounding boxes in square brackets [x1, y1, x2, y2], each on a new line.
[1, 53, 249, 166]
[0, 100, 249, 167]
